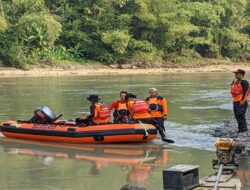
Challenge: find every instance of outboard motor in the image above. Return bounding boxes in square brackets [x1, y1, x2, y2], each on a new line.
[29, 106, 62, 123]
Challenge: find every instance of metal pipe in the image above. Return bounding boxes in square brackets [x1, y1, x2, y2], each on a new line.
[213, 164, 224, 190]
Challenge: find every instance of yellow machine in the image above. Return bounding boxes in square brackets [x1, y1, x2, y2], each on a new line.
[214, 138, 245, 167]
[215, 138, 235, 165]
[212, 138, 246, 190]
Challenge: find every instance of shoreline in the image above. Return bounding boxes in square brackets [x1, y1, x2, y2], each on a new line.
[213, 111, 250, 151]
[0, 63, 250, 77]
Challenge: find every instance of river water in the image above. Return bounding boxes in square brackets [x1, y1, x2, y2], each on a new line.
[0, 73, 249, 190]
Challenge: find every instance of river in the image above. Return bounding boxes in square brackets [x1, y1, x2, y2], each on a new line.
[0, 73, 249, 190]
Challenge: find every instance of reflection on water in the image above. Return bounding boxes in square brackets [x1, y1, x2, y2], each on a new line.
[0, 138, 215, 190]
[0, 138, 167, 189]
[0, 73, 249, 189]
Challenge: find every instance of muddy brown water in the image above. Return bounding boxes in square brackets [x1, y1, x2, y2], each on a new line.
[0, 73, 249, 190]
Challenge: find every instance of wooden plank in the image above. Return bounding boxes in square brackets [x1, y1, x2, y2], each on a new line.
[195, 177, 242, 190]
[203, 173, 235, 182]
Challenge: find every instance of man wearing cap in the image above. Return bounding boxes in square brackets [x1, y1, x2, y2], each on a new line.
[146, 88, 168, 134]
[75, 94, 110, 125]
[231, 69, 249, 133]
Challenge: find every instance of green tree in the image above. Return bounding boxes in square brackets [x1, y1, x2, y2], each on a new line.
[0, 0, 250, 68]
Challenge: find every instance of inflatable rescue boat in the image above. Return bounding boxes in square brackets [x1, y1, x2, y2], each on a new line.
[0, 106, 157, 144]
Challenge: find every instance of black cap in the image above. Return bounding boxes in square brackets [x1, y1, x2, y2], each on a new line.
[233, 69, 245, 75]
[87, 94, 100, 101]
[125, 93, 137, 100]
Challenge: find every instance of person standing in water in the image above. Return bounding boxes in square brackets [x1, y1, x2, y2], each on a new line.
[146, 88, 168, 133]
[231, 69, 249, 133]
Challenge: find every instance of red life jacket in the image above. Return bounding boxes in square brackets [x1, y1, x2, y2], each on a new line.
[132, 99, 149, 114]
[97, 103, 110, 120]
[231, 82, 250, 97]
[231, 82, 243, 97]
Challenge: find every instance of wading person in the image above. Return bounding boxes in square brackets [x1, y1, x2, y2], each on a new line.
[126, 93, 169, 142]
[146, 88, 168, 133]
[231, 69, 249, 133]
[75, 94, 110, 125]
[109, 91, 129, 123]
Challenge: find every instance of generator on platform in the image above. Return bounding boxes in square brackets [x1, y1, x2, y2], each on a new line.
[213, 138, 246, 171]
[211, 138, 246, 190]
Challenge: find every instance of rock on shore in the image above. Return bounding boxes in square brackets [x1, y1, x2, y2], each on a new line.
[212, 111, 250, 151]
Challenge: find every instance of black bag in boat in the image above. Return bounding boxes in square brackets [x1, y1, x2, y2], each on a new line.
[29, 106, 61, 123]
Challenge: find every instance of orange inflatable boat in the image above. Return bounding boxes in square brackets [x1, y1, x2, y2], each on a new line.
[0, 120, 157, 144]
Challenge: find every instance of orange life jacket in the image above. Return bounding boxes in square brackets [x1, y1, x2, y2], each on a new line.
[93, 103, 110, 124]
[146, 96, 163, 111]
[146, 96, 168, 118]
[117, 102, 128, 111]
[97, 103, 110, 119]
[231, 81, 250, 102]
[117, 101, 129, 117]
[132, 99, 149, 114]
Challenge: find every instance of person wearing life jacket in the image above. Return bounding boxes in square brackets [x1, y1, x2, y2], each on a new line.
[231, 69, 249, 133]
[146, 88, 168, 133]
[75, 94, 110, 125]
[125, 93, 169, 142]
[109, 91, 129, 123]
[126, 93, 151, 121]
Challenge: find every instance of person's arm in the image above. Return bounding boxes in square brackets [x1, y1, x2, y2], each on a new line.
[86, 105, 95, 119]
[162, 98, 168, 119]
[109, 101, 117, 111]
[127, 102, 133, 117]
[240, 80, 249, 102]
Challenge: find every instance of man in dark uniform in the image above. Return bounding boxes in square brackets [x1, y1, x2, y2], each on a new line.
[231, 69, 249, 133]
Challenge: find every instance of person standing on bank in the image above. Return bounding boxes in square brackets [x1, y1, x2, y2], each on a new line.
[146, 88, 168, 133]
[231, 69, 249, 133]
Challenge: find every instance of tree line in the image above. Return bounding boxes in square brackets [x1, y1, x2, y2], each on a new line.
[0, 0, 249, 68]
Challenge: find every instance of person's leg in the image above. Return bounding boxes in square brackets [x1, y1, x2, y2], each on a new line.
[75, 118, 94, 126]
[86, 119, 95, 126]
[155, 117, 165, 132]
[134, 118, 168, 142]
[150, 118, 168, 140]
[237, 102, 248, 132]
[113, 111, 118, 123]
[234, 102, 242, 132]
[118, 115, 129, 123]
[75, 118, 84, 125]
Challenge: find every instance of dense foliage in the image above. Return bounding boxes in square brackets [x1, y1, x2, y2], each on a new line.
[0, 0, 249, 68]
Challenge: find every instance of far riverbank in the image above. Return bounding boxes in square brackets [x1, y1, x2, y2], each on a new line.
[0, 59, 250, 77]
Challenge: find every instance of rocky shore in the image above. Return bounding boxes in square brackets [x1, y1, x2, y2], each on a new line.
[213, 111, 250, 151]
